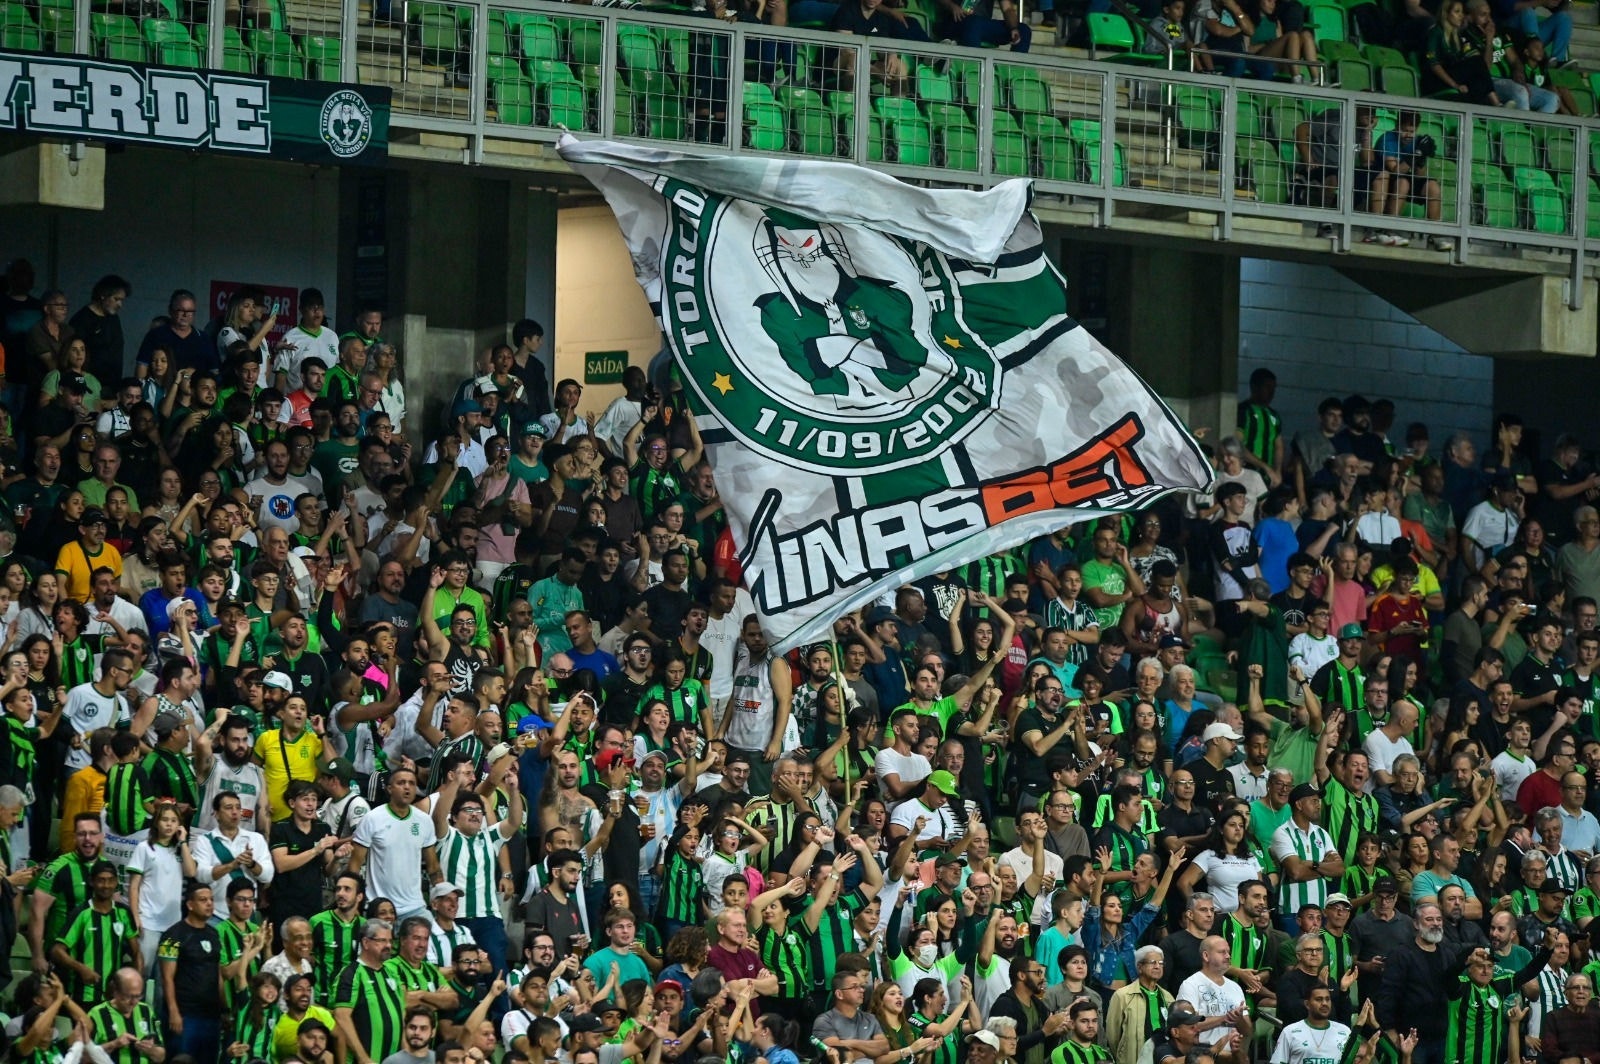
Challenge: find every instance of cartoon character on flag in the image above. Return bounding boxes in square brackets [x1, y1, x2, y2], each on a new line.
[753, 209, 956, 416]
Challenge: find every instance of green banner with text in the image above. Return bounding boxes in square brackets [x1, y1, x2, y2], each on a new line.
[0, 50, 390, 165]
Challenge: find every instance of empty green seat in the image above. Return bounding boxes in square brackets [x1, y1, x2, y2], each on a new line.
[1236, 97, 1263, 138]
[1087, 12, 1161, 63]
[793, 105, 838, 156]
[1336, 58, 1371, 91]
[1498, 126, 1537, 169]
[938, 116, 979, 169]
[159, 39, 201, 65]
[249, 27, 302, 77]
[492, 78, 534, 124]
[542, 80, 587, 129]
[300, 35, 340, 79]
[1307, 1, 1345, 41]
[889, 116, 931, 166]
[1377, 61, 1417, 96]
[992, 112, 1030, 176]
[37, 5, 71, 49]
[1, 2, 41, 50]
[92, 12, 142, 60]
[1176, 86, 1221, 133]
[617, 25, 659, 74]
[1008, 76, 1050, 115]
[744, 99, 787, 152]
[644, 92, 685, 140]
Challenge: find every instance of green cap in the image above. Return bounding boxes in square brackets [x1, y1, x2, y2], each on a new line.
[927, 770, 960, 797]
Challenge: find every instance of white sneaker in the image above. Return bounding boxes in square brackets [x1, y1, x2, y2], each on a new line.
[1363, 230, 1390, 245]
[1389, 232, 1411, 247]
[1429, 236, 1454, 251]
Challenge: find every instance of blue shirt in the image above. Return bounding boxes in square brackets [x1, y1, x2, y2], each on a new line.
[1254, 517, 1300, 594]
[569, 646, 620, 683]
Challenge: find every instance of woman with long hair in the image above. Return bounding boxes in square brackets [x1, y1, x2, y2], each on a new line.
[654, 826, 707, 946]
[140, 345, 179, 413]
[908, 975, 979, 1060]
[1394, 832, 1435, 905]
[753, 872, 841, 1024]
[1424, 3, 1500, 102]
[228, 970, 283, 1061]
[604, 879, 663, 958]
[869, 981, 919, 1054]
[659, 925, 709, 993]
[217, 288, 275, 379]
[120, 518, 175, 600]
[127, 801, 196, 971]
[40, 338, 103, 409]
[16, 576, 61, 641]
[1435, 698, 1481, 776]
[1180, 809, 1264, 910]
[751, 1014, 804, 1064]
[1083, 848, 1183, 993]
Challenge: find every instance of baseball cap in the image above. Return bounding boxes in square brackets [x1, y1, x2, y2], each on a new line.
[150, 711, 186, 739]
[166, 596, 194, 621]
[486, 742, 514, 764]
[79, 507, 108, 526]
[1167, 1006, 1204, 1028]
[519, 420, 549, 439]
[262, 670, 293, 691]
[865, 606, 896, 627]
[654, 979, 683, 995]
[517, 714, 550, 735]
[1325, 893, 1353, 908]
[291, 545, 317, 560]
[927, 769, 960, 797]
[1337, 623, 1365, 640]
[1158, 634, 1188, 650]
[452, 399, 483, 419]
[430, 882, 463, 900]
[567, 1014, 605, 1035]
[1491, 470, 1519, 491]
[1201, 722, 1243, 743]
[934, 853, 966, 867]
[1373, 877, 1400, 894]
[639, 749, 669, 765]
[297, 1018, 331, 1037]
[967, 1032, 1002, 1050]
[319, 758, 356, 782]
[1290, 782, 1322, 804]
[1541, 880, 1573, 895]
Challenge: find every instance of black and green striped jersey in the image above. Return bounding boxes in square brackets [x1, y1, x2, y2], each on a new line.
[1323, 778, 1379, 866]
[383, 955, 445, 994]
[1339, 866, 1393, 911]
[103, 761, 148, 837]
[59, 902, 137, 1007]
[1445, 974, 1513, 1064]
[12, 1040, 63, 1064]
[656, 848, 705, 925]
[1321, 929, 1355, 987]
[1237, 402, 1282, 467]
[909, 1012, 961, 1064]
[1096, 823, 1149, 905]
[1219, 912, 1270, 973]
[85, 1000, 162, 1064]
[962, 550, 1025, 601]
[1049, 1039, 1113, 1064]
[1313, 661, 1365, 714]
[141, 747, 200, 827]
[630, 462, 682, 523]
[0, 713, 37, 793]
[217, 917, 262, 1009]
[332, 961, 406, 1063]
[310, 910, 364, 999]
[745, 799, 802, 873]
[232, 1004, 280, 1060]
[809, 888, 870, 991]
[36, 851, 96, 944]
[755, 915, 813, 1000]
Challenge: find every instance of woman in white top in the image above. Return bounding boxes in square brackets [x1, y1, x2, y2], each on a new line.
[127, 802, 197, 973]
[371, 344, 407, 434]
[217, 289, 277, 388]
[1176, 808, 1262, 912]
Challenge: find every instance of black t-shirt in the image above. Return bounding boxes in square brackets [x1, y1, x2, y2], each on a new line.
[1188, 755, 1236, 807]
[68, 306, 124, 382]
[580, 781, 641, 882]
[600, 672, 650, 727]
[136, 322, 215, 374]
[157, 920, 222, 1015]
[1271, 587, 1318, 632]
[641, 583, 694, 641]
[269, 818, 332, 919]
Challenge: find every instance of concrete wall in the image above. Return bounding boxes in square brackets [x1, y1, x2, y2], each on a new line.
[0, 147, 340, 374]
[1236, 258, 1496, 455]
[553, 205, 662, 412]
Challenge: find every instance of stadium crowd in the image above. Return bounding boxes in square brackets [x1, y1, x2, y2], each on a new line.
[0, 263, 1596, 1064]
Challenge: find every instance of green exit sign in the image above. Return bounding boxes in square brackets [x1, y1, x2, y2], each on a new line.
[584, 351, 629, 385]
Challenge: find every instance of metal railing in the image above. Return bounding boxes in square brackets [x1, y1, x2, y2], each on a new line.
[8, 0, 1596, 284]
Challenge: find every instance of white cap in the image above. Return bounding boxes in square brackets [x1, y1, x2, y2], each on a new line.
[1202, 722, 1244, 743]
[262, 670, 293, 691]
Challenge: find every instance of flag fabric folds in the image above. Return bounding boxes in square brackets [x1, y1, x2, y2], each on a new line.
[558, 135, 1215, 652]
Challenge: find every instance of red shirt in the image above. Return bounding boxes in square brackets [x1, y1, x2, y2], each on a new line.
[1518, 768, 1564, 821]
[1368, 591, 1427, 661]
[707, 943, 767, 1017]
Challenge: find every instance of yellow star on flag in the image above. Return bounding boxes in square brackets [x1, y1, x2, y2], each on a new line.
[943, 336, 963, 349]
[711, 372, 734, 395]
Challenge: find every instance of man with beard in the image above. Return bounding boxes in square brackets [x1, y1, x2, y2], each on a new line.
[360, 559, 420, 660]
[969, 904, 1027, 1018]
[196, 716, 268, 832]
[722, 616, 792, 799]
[312, 401, 363, 500]
[273, 975, 336, 1064]
[1376, 902, 1462, 1064]
[266, 613, 329, 718]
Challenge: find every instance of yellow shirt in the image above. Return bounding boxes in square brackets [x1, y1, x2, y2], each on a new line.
[253, 726, 324, 820]
[54, 540, 124, 602]
[60, 764, 107, 853]
[272, 1005, 334, 1063]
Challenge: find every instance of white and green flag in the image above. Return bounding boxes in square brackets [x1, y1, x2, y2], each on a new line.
[559, 136, 1213, 652]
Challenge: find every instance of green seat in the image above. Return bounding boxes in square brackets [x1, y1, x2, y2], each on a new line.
[1175, 86, 1221, 133]
[1361, 43, 1405, 66]
[1087, 11, 1162, 63]
[485, 11, 510, 56]
[38, 5, 71, 49]
[300, 35, 340, 79]
[992, 112, 1030, 176]
[249, 27, 302, 77]
[744, 99, 787, 152]
[492, 78, 534, 124]
[91, 12, 142, 60]
[486, 54, 521, 83]
[1307, 1, 1345, 41]
[868, 114, 884, 163]
[938, 116, 979, 169]
[1476, 185, 1518, 228]
[526, 58, 579, 86]
[569, 21, 603, 67]
[610, 80, 636, 137]
[1067, 119, 1124, 187]
[1524, 185, 1567, 234]
[644, 91, 685, 140]
[1570, 87, 1596, 118]
[1, 2, 40, 50]
[1431, 156, 1459, 222]
[1336, 58, 1371, 91]
[513, 15, 558, 60]
[915, 64, 954, 104]
[889, 116, 932, 166]
[1019, 112, 1064, 140]
[793, 104, 838, 156]
[1376, 60, 1417, 96]
[1236, 97, 1263, 138]
[1512, 166, 1556, 193]
[617, 25, 659, 75]
[159, 39, 201, 65]
[1543, 128, 1577, 175]
[1037, 134, 1079, 181]
[873, 94, 921, 123]
[1318, 38, 1360, 63]
[543, 80, 587, 129]
[1008, 76, 1051, 115]
[141, 15, 191, 47]
[1498, 126, 1537, 169]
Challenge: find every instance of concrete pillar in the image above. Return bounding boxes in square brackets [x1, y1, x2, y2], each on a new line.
[1057, 236, 1240, 439]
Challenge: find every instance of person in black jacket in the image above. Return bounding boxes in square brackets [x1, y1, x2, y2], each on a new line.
[988, 958, 1068, 1064]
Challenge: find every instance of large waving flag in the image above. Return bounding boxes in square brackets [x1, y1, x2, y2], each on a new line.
[559, 136, 1214, 652]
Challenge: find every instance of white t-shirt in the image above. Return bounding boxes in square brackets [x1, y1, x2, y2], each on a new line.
[128, 838, 184, 932]
[353, 804, 439, 916]
[702, 590, 757, 704]
[277, 326, 340, 392]
[997, 845, 1064, 927]
[62, 683, 128, 770]
[873, 749, 931, 804]
[592, 395, 642, 455]
[1492, 749, 1537, 804]
[197, 759, 268, 833]
[888, 798, 955, 845]
[1288, 632, 1339, 683]
[1361, 730, 1414, 792]
[1271, 1020, 1353, 1064]
[1176, 971, 1247, 1044]
[1187, 850, 1263, 913]
[241, 474, 316, 532]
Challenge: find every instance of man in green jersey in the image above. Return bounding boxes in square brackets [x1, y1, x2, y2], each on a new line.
[1317, 748, 1380, 867]
[385, 916, 459, 1013]
[311, 871, 366, 1001]
[85, 967, 163, 1064]
[1051, 1000, 1113, 1064]
[51, 861, 138, 1007]
[333, 919, 407, 1064]
[28, 811, 103, 975]
[1445, 945, 1550, 1064]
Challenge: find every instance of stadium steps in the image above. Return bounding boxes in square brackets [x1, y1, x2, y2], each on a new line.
[1572, 18, 1600, 68]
